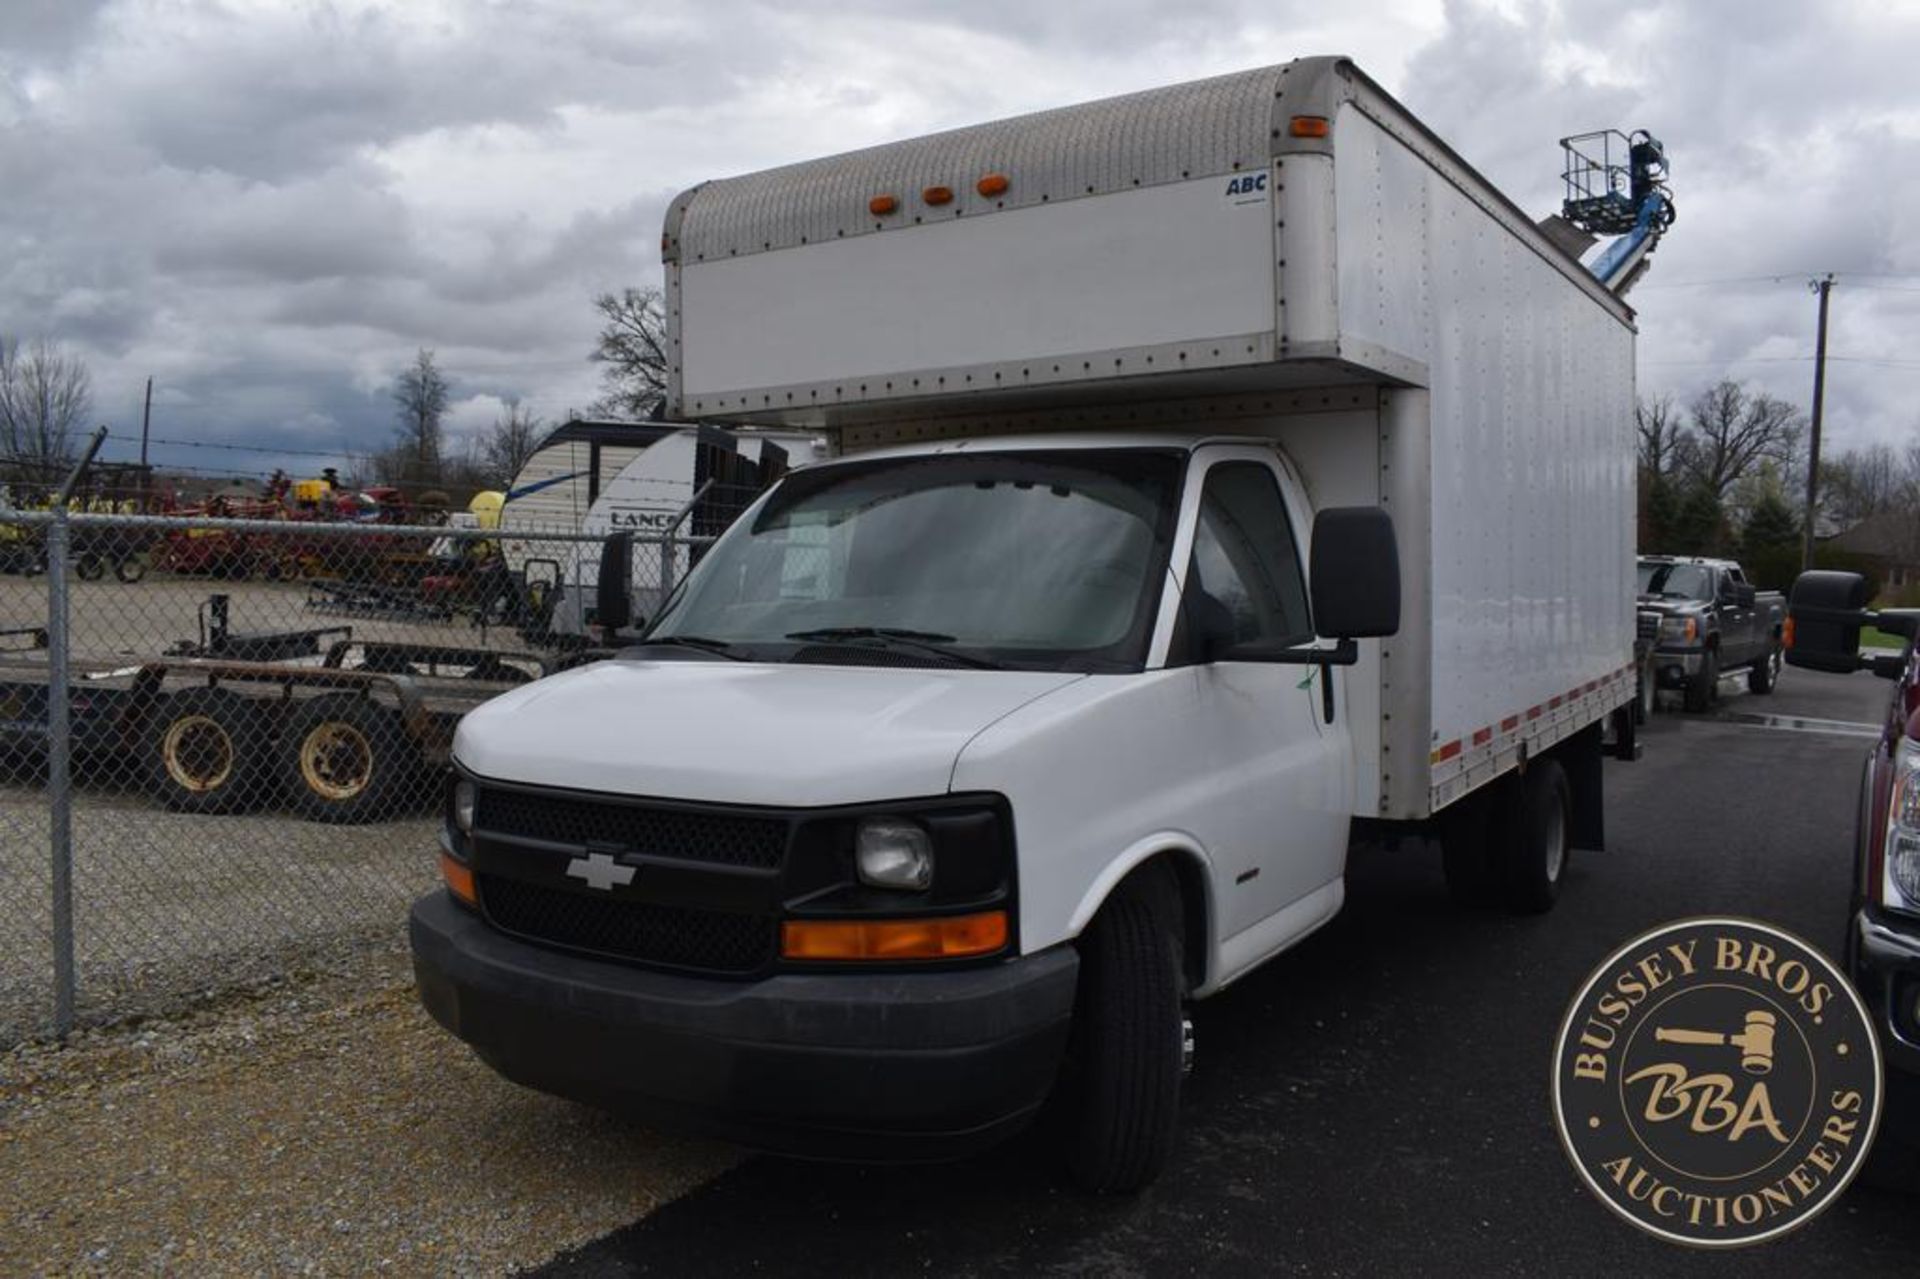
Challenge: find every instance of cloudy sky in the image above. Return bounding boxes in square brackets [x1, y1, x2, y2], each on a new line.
[4, 0, 1918, 486]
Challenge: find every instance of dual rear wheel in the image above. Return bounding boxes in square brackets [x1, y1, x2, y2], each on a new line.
[1441, 759, 1572, 914]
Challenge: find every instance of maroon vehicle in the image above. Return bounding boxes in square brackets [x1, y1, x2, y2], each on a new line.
[1785, 569, 1920, 1172]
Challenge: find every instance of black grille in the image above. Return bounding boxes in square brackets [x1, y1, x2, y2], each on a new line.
[478, 875, 773, 974]
[476, 789, 788, 869]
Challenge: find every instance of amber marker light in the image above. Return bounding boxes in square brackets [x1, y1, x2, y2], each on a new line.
[869, 194, 899, 216]
[1783, 616, 1797, 649]
[976, 173, 1010, 197]
[782, 911, 1008, 961]
[440, 852, 477, 906]
[922, 185, 955, 206]
[1289, 115, 1331, 138]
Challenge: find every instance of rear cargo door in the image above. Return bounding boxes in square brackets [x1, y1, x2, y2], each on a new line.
[1181, 448, 1351, 940]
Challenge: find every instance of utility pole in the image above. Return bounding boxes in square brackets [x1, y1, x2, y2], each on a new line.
[1801, 274, 1835, 572]
[139, 376, 154, 510]
[139, 376, 152, 468]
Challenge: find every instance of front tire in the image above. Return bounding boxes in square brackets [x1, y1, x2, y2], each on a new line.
[1748, 643, 1781, 695]
[1493, 760, 1571, 914]
[1683, 647, 1718, 713]
[1065, 866, 1185, 1194]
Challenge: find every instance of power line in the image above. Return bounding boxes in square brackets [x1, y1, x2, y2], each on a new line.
[111, 432, 353, 461]
[1636, 271, 1920, 291]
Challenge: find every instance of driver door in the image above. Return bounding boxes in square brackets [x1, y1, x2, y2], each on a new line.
[1179, 448, 1352, 942]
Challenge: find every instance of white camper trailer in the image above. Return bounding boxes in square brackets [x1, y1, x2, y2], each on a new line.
[500, 421, 819, 634]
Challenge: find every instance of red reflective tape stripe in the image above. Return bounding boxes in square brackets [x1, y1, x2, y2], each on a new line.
[1472, 727, 1493, 746]
[1431, 740, 1462, 763]
[1501, 715, 1520, 732]
[1548, 695, 1563, 709]
[1527, 706, 1543, 720]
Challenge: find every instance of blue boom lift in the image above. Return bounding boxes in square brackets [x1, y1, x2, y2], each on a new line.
[1557, 129, 1676, 295]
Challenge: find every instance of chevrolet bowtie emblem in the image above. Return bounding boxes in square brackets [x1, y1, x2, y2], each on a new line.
[566, 851, 636, 892]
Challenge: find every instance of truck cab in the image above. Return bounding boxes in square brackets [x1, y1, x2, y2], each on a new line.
[1784, 572, 1920, 1162]
[1638, 555, 1786, 710]
[415, 432, 1397, 1185]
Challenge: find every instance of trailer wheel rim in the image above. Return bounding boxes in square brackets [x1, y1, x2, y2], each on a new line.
[298, 721, 375, 801]
[162, 715, 236, 793]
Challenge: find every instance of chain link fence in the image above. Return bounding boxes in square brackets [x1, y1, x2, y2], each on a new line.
[0, 507, 708, 1046]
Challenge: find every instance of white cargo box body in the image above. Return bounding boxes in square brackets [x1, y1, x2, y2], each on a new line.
[664, 56, 1636, 820]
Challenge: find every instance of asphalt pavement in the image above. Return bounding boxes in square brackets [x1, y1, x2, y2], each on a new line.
[541, 664, 1916, 1278]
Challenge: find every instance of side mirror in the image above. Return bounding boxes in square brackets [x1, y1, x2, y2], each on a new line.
[596, 532, 634, 635]
[1734, 583, 1757, 609]
[1309, 507, 1400, 640]
[1784, 570, 1868, 673]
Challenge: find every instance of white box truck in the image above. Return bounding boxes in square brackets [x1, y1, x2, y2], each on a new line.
[412, 56, 1640, 1191]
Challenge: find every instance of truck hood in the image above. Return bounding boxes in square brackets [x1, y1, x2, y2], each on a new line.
[452, 659, 1086, 806]
[1637, 597, 1709, 617]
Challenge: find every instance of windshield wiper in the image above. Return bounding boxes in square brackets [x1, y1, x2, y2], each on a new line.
[784, 626, 1004, 670]
[631, 634, 748, 661]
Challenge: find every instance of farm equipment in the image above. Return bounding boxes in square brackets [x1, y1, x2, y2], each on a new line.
[0, 591, 579, 823]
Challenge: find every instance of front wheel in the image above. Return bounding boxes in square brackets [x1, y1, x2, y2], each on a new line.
[1064, 866, 1186, 1193]
[1748, 644, 1782, 695]
[1683, 648, 1718, 713]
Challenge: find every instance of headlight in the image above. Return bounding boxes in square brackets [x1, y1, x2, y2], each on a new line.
[1658, 616, 1698, 644]
[453, 779, 477, 834]
[1885, 741, 1920, 916]
[856, 816, 934, 890]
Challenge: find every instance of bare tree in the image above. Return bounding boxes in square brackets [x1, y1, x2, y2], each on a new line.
[392, 348, 450, 484]
[588, 287, 669, 419]
[1682, 380, 1804, 501]
[0, 336, 92, 467]
[1635, 393, 1686, 479]
[480, 398, 543, 487]
[1822, 443, 1901, 526]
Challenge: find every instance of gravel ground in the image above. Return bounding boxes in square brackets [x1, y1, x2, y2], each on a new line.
[0, 781, 441, 1048]
[0, 958, 739, 1274]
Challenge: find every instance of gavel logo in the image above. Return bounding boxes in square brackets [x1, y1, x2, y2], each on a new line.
[1653, 1009, 1778, 1076]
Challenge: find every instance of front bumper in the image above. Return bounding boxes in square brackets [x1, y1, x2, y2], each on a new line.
[1653, 647, 1708, 686]
[410, 891, 1078, 1160]
[1854, 908, 1920, 1078]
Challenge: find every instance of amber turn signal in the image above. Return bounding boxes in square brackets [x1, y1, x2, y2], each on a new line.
[922, 185, 955, 206]
[1289, 115, 1331, 138]
[869, 194, 900, 216]
[976, 173, 1010, 197]
[782, 910, 1008, 960]
[440, 852, 477, 906]
[1783, 616, 1796, 649]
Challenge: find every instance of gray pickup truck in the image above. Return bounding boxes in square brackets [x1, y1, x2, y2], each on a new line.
[1638, 555, 1786, 711]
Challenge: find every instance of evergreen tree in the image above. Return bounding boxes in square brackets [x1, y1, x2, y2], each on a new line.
[1739, 487, 1802, 590]
[1671, 482, 1724, 556]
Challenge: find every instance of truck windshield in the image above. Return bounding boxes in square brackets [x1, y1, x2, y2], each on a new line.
[1641, 562, 1713, 600]
[648, 449, 1185, 671]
